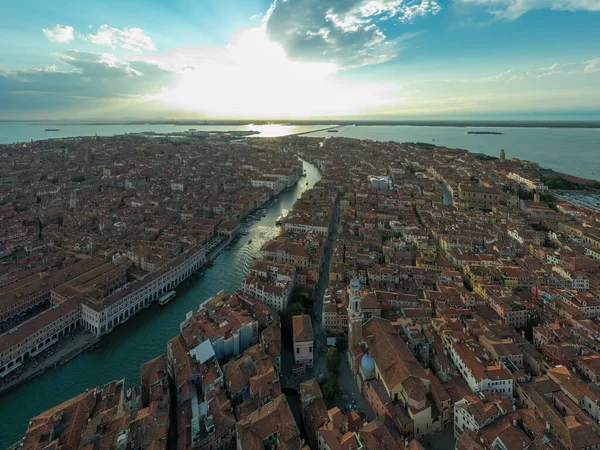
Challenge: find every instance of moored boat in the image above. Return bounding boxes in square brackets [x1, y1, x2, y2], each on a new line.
[158, 290, 176, 306]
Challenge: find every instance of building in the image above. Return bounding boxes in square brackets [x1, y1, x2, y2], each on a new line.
[0, 298, 80, 378]
[235, 394, 305, 450]
[369, 175, 393, 190]
[359, 317, 442, 439]
[457, 184, 505, 210]
[241, 259, 296, 313]
[80, 244, 206, 336]
[0, 258, 106, 323]
[453, 393, 510, 439]
[449, 342, 514, 397]
[293, 314, 314, 368]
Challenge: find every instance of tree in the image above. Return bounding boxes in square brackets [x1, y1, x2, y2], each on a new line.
[326, 347, 341, 376]
[286, 302, 305, 332]
[335, 335, 347, 353]
[288, 302, 304, 318]
[322, 379, 338, 401]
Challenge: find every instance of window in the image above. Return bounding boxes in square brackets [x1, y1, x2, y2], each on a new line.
[296, 348, 299, 354]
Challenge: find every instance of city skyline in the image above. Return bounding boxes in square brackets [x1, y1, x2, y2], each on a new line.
[1, 0, 600, 119]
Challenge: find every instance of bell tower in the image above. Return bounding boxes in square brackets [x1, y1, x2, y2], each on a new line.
[348, 277, 363, 348]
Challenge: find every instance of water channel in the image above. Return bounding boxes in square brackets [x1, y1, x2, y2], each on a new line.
[0, 160, 321, 447]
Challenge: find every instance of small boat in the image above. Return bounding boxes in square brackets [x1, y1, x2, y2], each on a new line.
[158, 290, 176, 306]
[305, 182, 308, 186]
[45, 128, 60, 132]
[275, 216, 283, 226]
[206, 262, 214, 268]
[247, 239, 253, 245]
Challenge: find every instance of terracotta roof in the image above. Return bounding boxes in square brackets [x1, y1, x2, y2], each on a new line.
[293, 314, 313, 343]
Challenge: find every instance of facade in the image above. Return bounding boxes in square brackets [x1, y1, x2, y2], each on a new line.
[453, 394, 508, 439]
[0, 298, 80, 378]
[81, 244, 206, 336]
[0, 258, 106, 323]
[508, 172, 548, 192]
[457, 184, 505, 210]
[251, 177, 284, 195]
[241, 259, 296, 313]
[449, 342, 514, 397]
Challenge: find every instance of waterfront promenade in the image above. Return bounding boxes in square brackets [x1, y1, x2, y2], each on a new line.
[0, 236, 229, 397]
[0, 160, 322, 448]
[0, 332, 98, 397]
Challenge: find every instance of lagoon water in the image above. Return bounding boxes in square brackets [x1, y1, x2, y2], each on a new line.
[308, 125, 600, 181]
[1, 121, 598, 180]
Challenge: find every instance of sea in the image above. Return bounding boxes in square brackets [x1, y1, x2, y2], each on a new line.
[1, 121, 599, 180]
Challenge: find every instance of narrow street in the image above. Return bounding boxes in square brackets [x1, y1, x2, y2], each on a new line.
[313, 196, 340, 372]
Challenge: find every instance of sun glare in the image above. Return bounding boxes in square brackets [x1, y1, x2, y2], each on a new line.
[150, 28, 398, 118]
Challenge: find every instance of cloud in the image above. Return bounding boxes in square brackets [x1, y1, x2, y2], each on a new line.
[0, 50, 172, 115]
[584, 58, 600, 73]
[83, 24, 156, 52]
[536, 62, 561, 77]
[142, 28, 400, 118]
[455, 0, 600, 20]
[264, 0, 438, 67]
[42, 25, 75, 43]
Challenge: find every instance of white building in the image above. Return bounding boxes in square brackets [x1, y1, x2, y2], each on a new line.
[251, 177, 284, 195]
[449, 342, 514, 398]
[81, 244, 206, 336]
[369, 175, 392, 190]
[508, 172, 548, 191]
[453, 393, 508, 439]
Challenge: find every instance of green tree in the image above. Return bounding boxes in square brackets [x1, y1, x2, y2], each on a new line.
[326, 347, 341, 376]
[286, 302, 305, 332]
[335, 335, 347, 353]
[322, 379, 338, 401]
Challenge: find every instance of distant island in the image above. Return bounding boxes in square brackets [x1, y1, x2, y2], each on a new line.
[7, 119, 599, 129]
[467, 131, 504, 135]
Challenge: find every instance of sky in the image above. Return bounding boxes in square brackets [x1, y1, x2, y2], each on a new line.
[1, 0, 599, 120]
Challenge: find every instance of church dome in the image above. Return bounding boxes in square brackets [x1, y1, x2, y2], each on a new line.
[350, 277, 361, 292]
[360, 354, 375, 378]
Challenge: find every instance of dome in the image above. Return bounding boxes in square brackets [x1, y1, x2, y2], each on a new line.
[350, 277, 361, 291]
[360, 354, 375, 378]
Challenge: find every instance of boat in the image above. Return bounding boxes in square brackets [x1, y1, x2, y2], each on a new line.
[193, 270, 205, 278]
[45, 128, 60, 132]
[327, 129, 339, 133]
[275, 216, 283, 226]
[158, 290, 176, 306]
[247, 239, 253, 245]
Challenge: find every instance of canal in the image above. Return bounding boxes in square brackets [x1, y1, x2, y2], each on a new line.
[0, 159, 321, 448]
